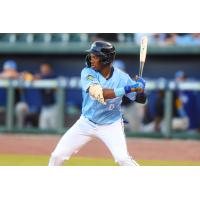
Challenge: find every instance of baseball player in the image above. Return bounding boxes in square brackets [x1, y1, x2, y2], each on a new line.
[49, 41, 147, 166]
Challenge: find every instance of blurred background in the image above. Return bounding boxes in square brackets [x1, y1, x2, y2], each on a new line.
[1, 33, 200, 137]
[0, 33, 200, 165]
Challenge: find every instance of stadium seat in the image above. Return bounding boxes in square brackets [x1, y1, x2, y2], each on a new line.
[51, 33, 70, 43]
[69, 33, 88, 42]
[0, 33, 16, 43]
[33, 33, 51, 43]
[16, 33, 34, 43]
[118, 33, 134, 42]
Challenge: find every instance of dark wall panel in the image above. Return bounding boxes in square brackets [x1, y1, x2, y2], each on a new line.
[0, 54, 200, 79]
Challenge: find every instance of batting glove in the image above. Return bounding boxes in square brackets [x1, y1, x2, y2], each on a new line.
[136, 77, 146, 89]
[124, 83, 144, 94]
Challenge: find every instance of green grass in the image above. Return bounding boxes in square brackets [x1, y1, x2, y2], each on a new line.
[0, 154, 117, 166]
[138, 160, 200, 166]
[0, 154, 200, 166]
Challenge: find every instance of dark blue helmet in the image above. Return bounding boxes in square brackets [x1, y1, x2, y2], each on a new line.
[85, 41, 116, 67]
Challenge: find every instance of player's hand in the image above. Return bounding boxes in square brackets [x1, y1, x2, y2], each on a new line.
[124, 83, 144, 94]
[89, 84, 106, 105]
[22, 72, 34, 81]
[136, 76, 146, 91]
[134, 75, 146, 92]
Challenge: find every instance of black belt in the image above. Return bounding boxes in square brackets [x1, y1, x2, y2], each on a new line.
[88, 118, 98, 125]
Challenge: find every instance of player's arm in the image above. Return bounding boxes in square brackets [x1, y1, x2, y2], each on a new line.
[83, 68, 146, 104]
[81, 68, 108, 104]
[88, 82, 143, 104]
[124, 76, 147, 104]
[89, 77, 146, 103]
[102, 89, 116, 99]
[132, 76, 147, 104]
[102, 82, 144, 100]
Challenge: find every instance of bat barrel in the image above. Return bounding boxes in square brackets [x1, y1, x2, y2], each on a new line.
[139, 36, 148, 77]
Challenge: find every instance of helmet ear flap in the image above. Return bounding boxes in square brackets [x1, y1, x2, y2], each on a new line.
[85, 54, 91, 67]
[100, 56, 107, 65]
[101, 52, 115, 65]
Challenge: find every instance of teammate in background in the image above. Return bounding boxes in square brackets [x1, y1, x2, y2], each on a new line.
[34, 64, 58, 130]
[0, 60, 19, 79]
[171, 70, 189, 131]
[113, 60, 145, 132]
[49, 41, 147, 166]
[143, 70, 189, 133]
[0, 60, 29, 128]
[22, 64, 59, 129]
[18, 64, 59, 129]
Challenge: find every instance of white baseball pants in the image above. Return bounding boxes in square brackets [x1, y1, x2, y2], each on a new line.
[49, 116, 139, 166]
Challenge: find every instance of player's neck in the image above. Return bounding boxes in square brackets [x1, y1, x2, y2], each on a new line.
[100, 65, 112, 79]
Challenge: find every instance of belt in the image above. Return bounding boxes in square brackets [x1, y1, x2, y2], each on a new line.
[81, 115, 99, 125]
[88, 118, 99, 125]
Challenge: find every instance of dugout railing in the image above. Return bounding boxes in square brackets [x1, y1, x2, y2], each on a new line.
[0, 79, 200, 139]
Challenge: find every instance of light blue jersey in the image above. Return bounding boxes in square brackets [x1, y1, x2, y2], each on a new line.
[81, 67, 137, 125]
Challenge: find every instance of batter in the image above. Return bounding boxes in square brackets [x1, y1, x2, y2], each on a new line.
[48, 41, 147, 166]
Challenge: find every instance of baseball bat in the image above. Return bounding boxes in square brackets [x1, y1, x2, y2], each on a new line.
[139, 36, 148, 77]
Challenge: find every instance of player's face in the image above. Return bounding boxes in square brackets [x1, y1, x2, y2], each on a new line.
[40, 64, 51, 75]
[90, 54, 102, 71]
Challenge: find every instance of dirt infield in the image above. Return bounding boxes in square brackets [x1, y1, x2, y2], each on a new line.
[0, 134, 200, 162]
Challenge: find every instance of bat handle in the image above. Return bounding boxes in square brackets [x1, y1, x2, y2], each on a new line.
[139, 62, 144, 77]
[131, 88, 143, 93]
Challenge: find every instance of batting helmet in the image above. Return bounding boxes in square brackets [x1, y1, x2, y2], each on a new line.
[85, 41, 116, 67]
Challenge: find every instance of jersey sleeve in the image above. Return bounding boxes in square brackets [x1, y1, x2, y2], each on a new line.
[125, 76, 137, 101]
[81, 67, 100, 92]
